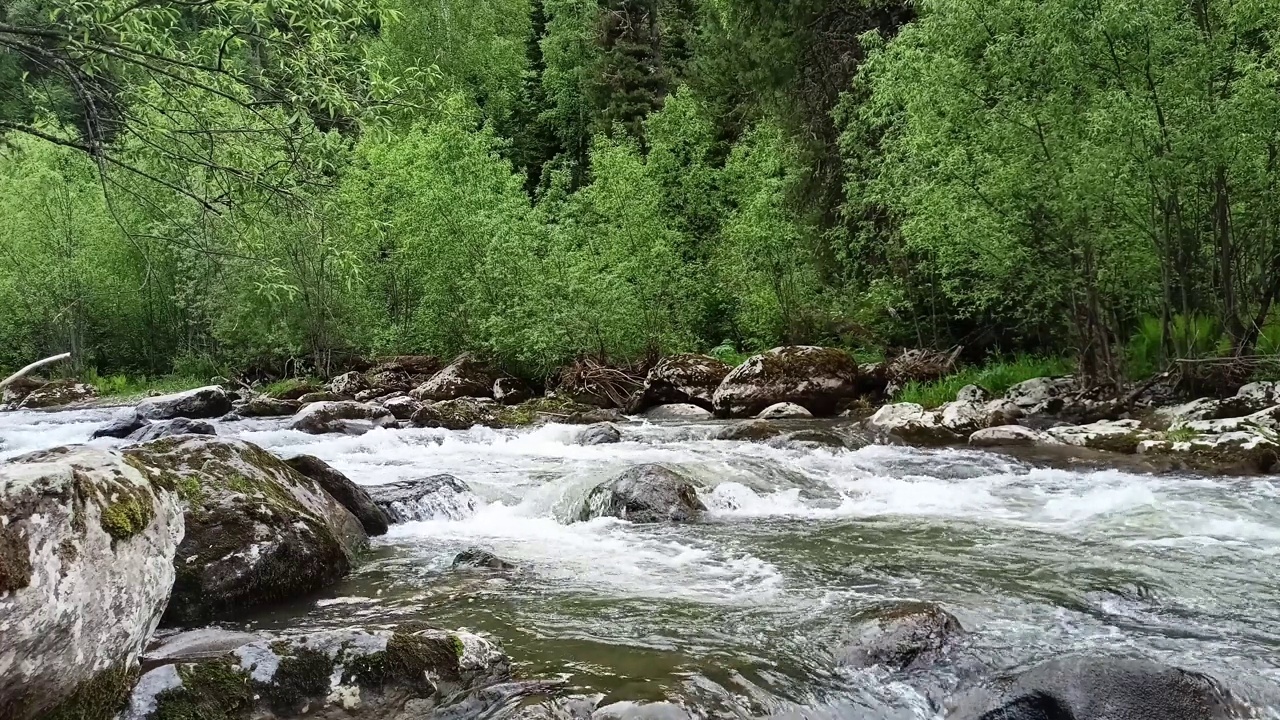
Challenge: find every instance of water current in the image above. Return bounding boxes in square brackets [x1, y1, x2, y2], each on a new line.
[3, 407, 1279, 718]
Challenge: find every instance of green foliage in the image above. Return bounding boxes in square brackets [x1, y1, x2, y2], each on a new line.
[1125, 315, 1225, 380]
[895, 356, 1075, 409]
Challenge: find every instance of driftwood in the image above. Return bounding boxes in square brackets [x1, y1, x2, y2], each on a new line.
[0, 352, 71, 391]
[555, 357, 646, 408]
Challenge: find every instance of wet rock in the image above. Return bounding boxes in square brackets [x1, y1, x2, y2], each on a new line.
[567, 408, 624, 425]
[17, 379, 98, 409]
[712, 346, 861, 418]
[91, 408, 150, 439]
[947, 655, 1244, 720]
[638, 353, 733, 412]
[579, 422, 622, 445]
[142, 629, 263, 669]
[0, 447, 182, 720]
[284, 455, 389, 536]
[289, 400, 395, 435]
[238, 396, 300, 418]
[867, 403, 961, 445]
[119, 626, 510, 720]
[969, 425, 1051, 448]
[714, 420, 782, 441]
[136, 386, 232, 420]
[297, 390, 346, 404]
[494, 377, 534, 405]
[327, 370, 369, 397]
[369, 475, 477, 523]
[412, 353, 496, 401]
[382, 394, 422, 420]
[644, 403, 713, 421]
[1046, 419, 1150, 453]
[127, 417, 217, 442]
[124, 437, 367, 625]
[1138, 431, 1280, 475]
[837, 601, 964, 672]
[756, 402, 813, 420]
[772, 428, 863, 450]
[411, 397, 498, 431]
[578, 464, 705, 523]
[453, 548, 518, 570]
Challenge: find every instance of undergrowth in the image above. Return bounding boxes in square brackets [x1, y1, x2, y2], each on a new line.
[895, 355, 1076, 409]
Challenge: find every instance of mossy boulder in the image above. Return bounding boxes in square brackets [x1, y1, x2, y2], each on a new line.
[411, 353, 496, 401]
[284, 455, 389, 536]
[17, 379, 98, 409]
[0, 447, 182, 720]
[136, 386, 232, 420]
[124, 437, 367, 626]
[119, 626, 509, 720]
[578, 464, 705, 523]
[1138, 431, 1280, 475]
[712, 346, 860, 418]
[288, 401, 395, 435]
[638, 353, 732, 413]
[265, 380, 321, 401]
[409, 398, 498, 431]
[238, 396, 300, 418]
[1046, 419, 1150, 453]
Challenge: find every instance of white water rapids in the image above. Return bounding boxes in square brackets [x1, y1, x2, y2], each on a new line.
[3, 407, 1280, 717]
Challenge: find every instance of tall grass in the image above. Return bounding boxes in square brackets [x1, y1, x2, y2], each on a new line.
[82, 369, 209, 398]
[895, 355, 1076, 408]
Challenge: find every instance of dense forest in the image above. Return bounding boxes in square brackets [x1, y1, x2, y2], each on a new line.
[3, 0, 1280, 385]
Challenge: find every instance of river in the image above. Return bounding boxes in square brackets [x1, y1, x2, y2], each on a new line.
[3, 407, 1279, 718]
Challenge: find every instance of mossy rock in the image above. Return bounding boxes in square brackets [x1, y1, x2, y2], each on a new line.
[712, 346, 860, 418]
[639, 353, 732, 412]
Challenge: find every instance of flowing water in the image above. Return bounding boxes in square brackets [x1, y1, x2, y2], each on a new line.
[4, 408, 1280, 718]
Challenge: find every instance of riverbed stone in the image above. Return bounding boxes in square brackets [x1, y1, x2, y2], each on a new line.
[453, 548, 518, 570]
[712, 346, 861, 418]
[411, 397, 498, 430]
[124, 436, 366, 625]
[369, 475, 478, 523]
[284, 455, 389, 536]
[1138, 431, 1280, 475]
[381, 394, 422, 420]
[579, 422, 622, 445]
[1003, 376, 1077, 411]
[714, 420, 782, 441]
[239, 396, 301, 418]
[645, 403, 713, 421]
[91, 409, 150, 439]
[127, 417, 217, 442]
[0, 446, 182, 720]
[16, 379, 98, 409]
[772, 428, 862, 450]
[969, 425, 1051, 448]
[1172, 404, 1280, 434]
[867, 403, 961, 445]
[136, 386, 232, 420]
[639, 354, 733, 412]
[289, 401, 395, 435]
[328, 371, 369, 397]
[412, 353, 496, 401]
[1046, 419, 1150, 453]
[837, 601, 964, 672]
[578, 464, 705, 523]
[756, 402, 813, 420]
[297, 390, 345, 404]
[119, 626, 510, 720]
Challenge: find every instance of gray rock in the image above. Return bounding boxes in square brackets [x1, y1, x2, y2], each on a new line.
[644, 403, 713, 421]
[1046, 419, 1149, 453]
[947, 655, 1244, 720]
[327, 370, 368, 397]
[127, 417, 217, 442]
[0, 447, 182, 720]
[578, 464, 705, 523]
[284, 455, 389, 536]
[772, 428, 863, 450]
[712, 346, 861, 418]
[714, 420, 782, 441]
[493, 377, 533, 405]
[238, 396, 300, 418]
[1138, 431, 1280, 475]
[124, 437, 366, 625]
[297, 390, 345, 404]
[453, 548, 518, 570]
[289, 401, 395, 435]
[578, 422, 622, 445]
[16, 380, 98, 409]
[867, 403, 961, 444]
[410, 397, 498, 430]
[381, 394, 422, 420]
[837, 601, 964, 671]
[142, 628, 263, 669]
[756, 401, 813, 419]
[369, 475, 478, 523]
[1004, 376, 1077, 410]
[91, 409, 149, 439]
[638, 353, 732, 412]
[136, 386, 232, 420]
[412, 353, 495, 401]
[969, 425, 1050, 448]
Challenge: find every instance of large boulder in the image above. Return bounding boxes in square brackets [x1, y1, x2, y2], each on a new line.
[1138, 431, 1280, 475]
[238, 396, 300, 418]
[712, 346, 860, 418]
[17, 379, 98, 409]
[410, 398, 498, 431]
[127, 418, 217, 443]
[866, 403, 961, 445]
[369, 475, 478, 523]
[0, 447, 182, 720]
[756, 402, 813, 420]
[638, 354, 732, 412]
[381, 394, 422, 420]
[578, 464, 705, 523]
[969, 425, 1051, 448]
[644, 403, 713, 421]
[411, 353, 496, 401]
[327, 371, 368, 397]
[837, 602, 964, 672]
[289, 401, 395, 435]
[284, 455, 389, 536]
[124, 437, 366, 625]
[1045, 419, 1150, 453]
[91, 409, 149, 440]
[368, 354, 442, 380]
[136, 386, 232, 420]
[1155, 381, 1280, 429]
[1003, 376, 1078, 412]
[1, 375, 46, 407]
[118, 626, 510, 720]
[947, 655, 1245, 720]
[578, 422, 622, 446]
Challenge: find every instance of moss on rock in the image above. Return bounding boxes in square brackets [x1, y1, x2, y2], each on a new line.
[43, 663, 138, 720]
[99, 485, 156, 541]
[258, 647, 333, 715]
[151, 661, 255, 720]
[0, 521, 32, 594]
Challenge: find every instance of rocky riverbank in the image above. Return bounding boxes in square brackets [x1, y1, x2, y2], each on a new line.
[1, 346, 1276, 718]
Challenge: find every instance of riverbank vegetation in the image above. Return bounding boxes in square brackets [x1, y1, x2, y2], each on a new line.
[3, 0, 1280, 387]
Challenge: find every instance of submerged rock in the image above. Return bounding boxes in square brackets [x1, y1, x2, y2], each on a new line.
[124, 436, 367, 625]
[127, 417, 216, 443]
[369, 475, 477, 523]
[837, 601, 964, 672]
[714, 420, 782, 441]
[947, 655, 1244, 720]
[578, 422, 622, 445]
[644, 403, 713, 421]
[119, 625, 510, 720]
[578, 464, 705, 524]
[91, 408, 149, 439]
[772, 428, 863, 450]
[453, 548, 518, 571]
[136, 385, 232, 420]
[712, 346, 861, 418]
[756, 402, 813, 420]
[638, 353, 732, 412]
[16, 379, 98, 409]
[284, 455, 389, 536]
[412, 353, 496, 401]
[289, 400, 395, 435]
[0, 447, 182, 720]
